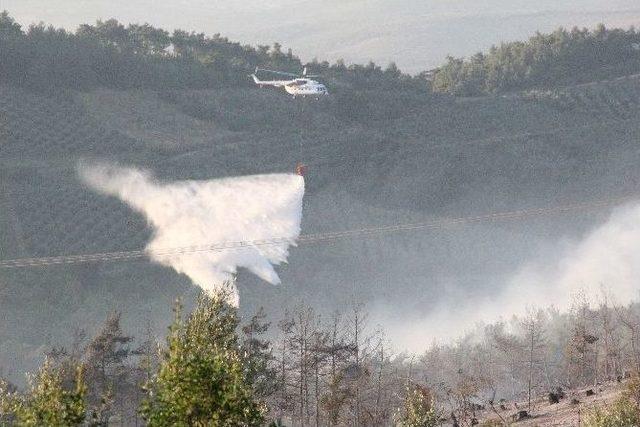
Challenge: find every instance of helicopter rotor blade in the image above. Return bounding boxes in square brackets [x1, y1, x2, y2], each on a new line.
[255, 68, 299, 77]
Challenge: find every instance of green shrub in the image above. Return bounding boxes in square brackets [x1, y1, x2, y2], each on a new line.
[585, 376, 640, 427]
[584, 397, 640, 427]
[395, 384, 440, 427]
[0, 359, 86, 427]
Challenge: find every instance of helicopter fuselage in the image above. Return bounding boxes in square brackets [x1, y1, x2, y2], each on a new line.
[284, 79, 328, 97]
[251, 73, 328, 97]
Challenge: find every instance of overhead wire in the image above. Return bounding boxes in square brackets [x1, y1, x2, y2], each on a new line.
[2, 90, 640, 269]
[0, 194, 635, 269]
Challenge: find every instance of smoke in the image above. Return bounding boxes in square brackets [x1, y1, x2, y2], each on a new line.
[79, 162, 305, 306]
[379, 201, 640, 351]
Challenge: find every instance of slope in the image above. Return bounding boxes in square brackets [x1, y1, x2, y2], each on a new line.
[1, 75, 640, 381]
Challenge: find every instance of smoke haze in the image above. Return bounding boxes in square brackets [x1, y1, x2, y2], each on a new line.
[379, 201, 640, 351]
[77, 163, 640, 346]
[79, 162, 305, 305]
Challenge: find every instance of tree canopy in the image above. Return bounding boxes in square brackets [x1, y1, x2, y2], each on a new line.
[2, 12, 639, 97]
[0, 11, 424, 93]
[433, 25, 640, 96]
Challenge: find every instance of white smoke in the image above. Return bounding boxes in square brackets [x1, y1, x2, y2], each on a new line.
[79, 162, 305, 306]
[380, 201, 640, 351]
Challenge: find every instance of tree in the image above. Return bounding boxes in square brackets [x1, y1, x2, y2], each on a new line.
[616, 304, 640, 373]
[370, 330, 397, 426]
[140, 290, 265, 426]
[130, 321, 160, 427]
[597, 294, 623, 381]
[83, 311, 134, 424]
[395, 384, 439, 427]
[1, 358, 86, 426]
[432, 24, 640, 95]
[279, 304, 317, 426]
[0, 11, 22, 38]
[93, 19, 130, 52]
[0, 377, 17, 424]
[321, 311, 355, 426]
[241, 307, 278, 401]
[520, 310, 547, 411]
[347, 302, 370, 426]
[128, 23, 170, 56]
[566, 295, 599, 388]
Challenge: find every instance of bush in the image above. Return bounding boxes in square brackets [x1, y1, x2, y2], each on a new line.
[585, 375, 640, 427]
[0, 358, 86, 427]
[395, 384, 440, 427]
[584, 398, 640, 427]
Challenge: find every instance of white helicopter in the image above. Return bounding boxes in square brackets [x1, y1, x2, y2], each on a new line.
[251, 67, 329, 98]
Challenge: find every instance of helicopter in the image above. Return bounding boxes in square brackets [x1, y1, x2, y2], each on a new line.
[251, 67, 329, 98]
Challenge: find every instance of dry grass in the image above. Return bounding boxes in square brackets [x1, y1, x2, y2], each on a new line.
[478, 381, 627, 426]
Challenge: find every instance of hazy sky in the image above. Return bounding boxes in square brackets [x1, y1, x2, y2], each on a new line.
[2, 0, 639, 72]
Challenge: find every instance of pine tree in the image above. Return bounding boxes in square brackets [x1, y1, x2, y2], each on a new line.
[141, 290, 265, 426]
[241, 307, 278, 401]
[84, 311, 133, 424]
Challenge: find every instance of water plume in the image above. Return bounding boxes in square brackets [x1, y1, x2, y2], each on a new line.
[79, 162, 305, 306]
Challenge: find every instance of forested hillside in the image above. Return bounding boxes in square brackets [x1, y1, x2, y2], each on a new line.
[3, 289, 640, 426]
[0, 11, 424, 94]
[2, 11, 640, 426]
[433, 25, 640, 95]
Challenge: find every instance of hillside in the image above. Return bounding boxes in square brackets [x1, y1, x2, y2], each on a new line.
[2, 15, 640, 406]
[2, 69, 640, 385]
[475, 380, 628, 426]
